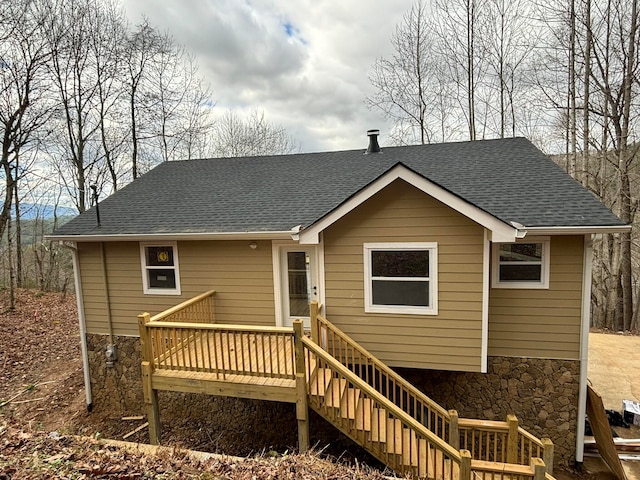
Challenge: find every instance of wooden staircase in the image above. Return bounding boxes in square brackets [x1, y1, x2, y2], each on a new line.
[299, 302, 555, 480]
[302, 336, 463, 480]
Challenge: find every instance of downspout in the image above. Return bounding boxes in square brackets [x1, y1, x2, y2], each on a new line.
[575, 234, 593, 464]
[65, 241, 93, 412]
[481, 229, 490, 373]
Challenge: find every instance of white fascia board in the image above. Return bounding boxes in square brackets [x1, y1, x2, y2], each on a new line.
[523, 225, 631, 235]
[46, 230, 294, 242]
[298, 164, 518, 245]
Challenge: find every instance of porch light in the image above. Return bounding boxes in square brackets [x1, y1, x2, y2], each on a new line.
[249, 241, 258, 250]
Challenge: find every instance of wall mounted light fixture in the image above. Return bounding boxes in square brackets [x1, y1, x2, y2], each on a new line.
[249, 242, 258, 250]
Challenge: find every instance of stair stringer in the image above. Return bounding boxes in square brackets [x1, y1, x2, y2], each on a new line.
[303, 338, 462, 480]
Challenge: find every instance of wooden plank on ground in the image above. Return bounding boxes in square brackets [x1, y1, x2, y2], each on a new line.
[586, 384, 627, 480]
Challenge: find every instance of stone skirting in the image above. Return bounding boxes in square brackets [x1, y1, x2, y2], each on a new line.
[397, 357, 580, 466]
[86, 334, 580, 464]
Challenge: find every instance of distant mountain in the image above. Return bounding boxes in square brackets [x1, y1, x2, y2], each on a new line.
[2, 203, 77, 220]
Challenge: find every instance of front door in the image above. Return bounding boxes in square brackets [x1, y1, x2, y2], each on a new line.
[279, 246, 319, 328]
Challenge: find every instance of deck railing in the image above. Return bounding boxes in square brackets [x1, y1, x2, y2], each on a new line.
[458, 418, 554, 473]
[139, 316, 295, 380]
[150, 289, 216, 323]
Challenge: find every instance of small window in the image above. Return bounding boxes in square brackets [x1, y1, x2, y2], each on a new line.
[491, 238, 550, 289]
[364, 242, 438, 315]
[140, 242, 181, 295]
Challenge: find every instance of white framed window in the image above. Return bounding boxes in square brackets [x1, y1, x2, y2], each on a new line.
[491, 237, 550, 289]
[140, 242, 182, 295]
[363, 242, 438, 315]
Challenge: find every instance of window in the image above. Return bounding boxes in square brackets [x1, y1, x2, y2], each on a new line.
[491, 238, 550, 289]
[363, 242, 438, 315]
[140, 242, 181, 295]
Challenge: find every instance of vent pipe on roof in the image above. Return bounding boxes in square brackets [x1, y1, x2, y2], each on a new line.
[365, 129, 381, 154]
[90, 185, 101, 227]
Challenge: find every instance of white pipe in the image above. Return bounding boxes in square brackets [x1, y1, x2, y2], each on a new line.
[65, 241, 93, 411]
[575, 234, 593, 463]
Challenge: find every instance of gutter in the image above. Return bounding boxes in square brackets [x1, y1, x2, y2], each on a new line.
[46, 230, 295, 243]
[522, 225, 631, 235]
[63, 241, 93, 412]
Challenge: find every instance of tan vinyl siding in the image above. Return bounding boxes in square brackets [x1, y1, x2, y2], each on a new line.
[488, 235, 584, 359]
[78, 243, 109, 334]
[323, 179, 485, 372]
[78, 240, 276, 336]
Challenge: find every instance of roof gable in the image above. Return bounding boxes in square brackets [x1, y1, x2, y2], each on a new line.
[297, 163, 520, 244]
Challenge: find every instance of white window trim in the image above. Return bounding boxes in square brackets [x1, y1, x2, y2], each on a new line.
[363, 242, 438, 315]
[491, 237, 550, 289]
[140, 241, 182, 295]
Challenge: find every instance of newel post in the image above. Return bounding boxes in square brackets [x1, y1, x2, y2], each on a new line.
[138, 312, 160, 445]
[293, 320, 309, 452]
[449, 410, 460, 449]
[531, 457, 546, 480]
[208, 291, 216, 323]
[506, 414, 519, 464]
[460, 449, 472, 480]
[310, 301, 319, 344]
[542, 437, 554, 475]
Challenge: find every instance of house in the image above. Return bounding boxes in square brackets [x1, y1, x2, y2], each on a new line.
[49, 133, 629, 477]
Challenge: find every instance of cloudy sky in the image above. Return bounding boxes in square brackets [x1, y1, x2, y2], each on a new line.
[119, 0, 416, 153]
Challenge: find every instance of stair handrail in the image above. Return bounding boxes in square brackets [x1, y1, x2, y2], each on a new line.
[311, 303, 452, 432]
[301, 335, 462, 462]
[150, 289, 216, 323]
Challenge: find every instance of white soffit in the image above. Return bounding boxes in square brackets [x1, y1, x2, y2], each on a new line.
[297, 164, 518, 245]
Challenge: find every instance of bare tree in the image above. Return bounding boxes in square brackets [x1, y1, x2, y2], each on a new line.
[46, 0, 107, 212]
[124, 26, 214, 175]
[212, 109, 299, 158]
[434, 0, 488, 141]
[482, 0, 538, 138]
[366, 1, 438, 145]
[0, 0, 53, 240]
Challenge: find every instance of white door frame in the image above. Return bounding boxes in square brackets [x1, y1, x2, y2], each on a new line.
[272, 239, 325, 328]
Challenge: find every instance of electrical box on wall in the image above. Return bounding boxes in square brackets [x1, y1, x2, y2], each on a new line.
[105, 344, 117, 367]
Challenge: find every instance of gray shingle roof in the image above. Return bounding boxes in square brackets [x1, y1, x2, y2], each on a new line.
[51, 137, 626, 237]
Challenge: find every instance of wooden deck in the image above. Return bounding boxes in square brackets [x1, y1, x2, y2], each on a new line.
[141, 321, 299, 403]
[137, 291, 556, 480]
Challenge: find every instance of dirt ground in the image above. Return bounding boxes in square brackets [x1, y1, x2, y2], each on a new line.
[587, 332, 640, 480]
[2, 289, 640, 479]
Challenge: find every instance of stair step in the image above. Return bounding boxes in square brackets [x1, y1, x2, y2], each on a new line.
[324, 378, 347, 408]
[309, 368, 332, 396]
[355, 397, 372, 431]
[370, 408, 387, 442]
[340, 388, 361, 419]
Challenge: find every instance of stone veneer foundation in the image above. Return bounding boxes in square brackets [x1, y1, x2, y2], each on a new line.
[86, 334, 580, 465]
[397, 357, 581, 466]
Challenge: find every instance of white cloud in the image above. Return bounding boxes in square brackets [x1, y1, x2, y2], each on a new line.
[120, 0, 416, 152]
